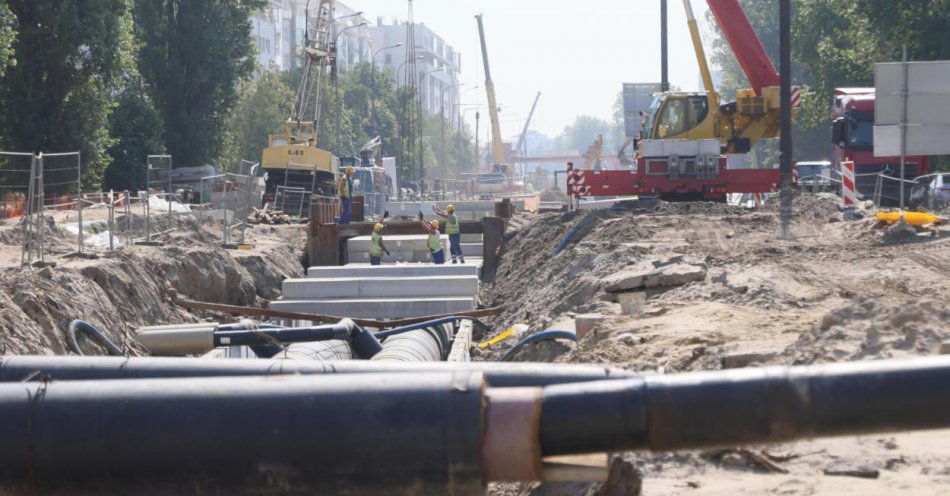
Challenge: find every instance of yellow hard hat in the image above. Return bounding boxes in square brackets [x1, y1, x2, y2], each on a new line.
[374, 223, 384, 232]
[446, 204, 456, 213]
[431, 220, 440, 228]
[345, 166, 355, 174]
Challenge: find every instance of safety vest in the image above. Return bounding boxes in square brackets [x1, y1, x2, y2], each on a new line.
[370, 233, 384, 257]
[427, 232, 442, 253]
[445, 214, 460, 234]
[338, 176, 351, 198]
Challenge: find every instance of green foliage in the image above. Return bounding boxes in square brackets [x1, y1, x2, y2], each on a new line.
[0, 0, 130, 189]
[558, 115, 615, 154]
[134, 0, 265, 167]
[0, 3, 14, 79]
[221, 71, 294, 169]
[298, 63, 475, 181]
[104, 79, 165, 191]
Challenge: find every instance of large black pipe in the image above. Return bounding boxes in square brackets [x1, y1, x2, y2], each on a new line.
[540, 357, 950, 456]
[0, 373, 485, 495]
[0, 355, 635, 388]
[3, 357, 950, 490]
[373, 323, 453, 362]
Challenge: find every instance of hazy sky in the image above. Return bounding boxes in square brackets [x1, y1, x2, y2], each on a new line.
[347, 0, 714, 139]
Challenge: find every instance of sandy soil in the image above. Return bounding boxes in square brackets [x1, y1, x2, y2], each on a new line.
[0, 208, 305, 355]
[483, 193, 950, 495]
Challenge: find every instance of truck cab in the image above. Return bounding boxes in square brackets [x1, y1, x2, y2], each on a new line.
[832, 88, 929, 206]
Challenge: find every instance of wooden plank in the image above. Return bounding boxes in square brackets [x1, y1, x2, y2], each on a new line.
[447, 320, 473, 362]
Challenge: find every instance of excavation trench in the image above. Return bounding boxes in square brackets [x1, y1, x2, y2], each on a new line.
[0, 224, 305, 356]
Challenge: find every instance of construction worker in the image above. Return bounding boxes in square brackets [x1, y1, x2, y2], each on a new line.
[422, 219, 445, 265]
[369, 223, 390, 266]
[434, 205, 464, 264]
[338, 166, 355, 224]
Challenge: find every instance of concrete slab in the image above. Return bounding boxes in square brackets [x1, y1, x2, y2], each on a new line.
[270, 296, 477, 320]
[282, 275, 479, 299]
[307, 263, 481, 278]
[578, 197, 638, 210]
[347, 235, 447, 251]
[461, 243, 482, 257]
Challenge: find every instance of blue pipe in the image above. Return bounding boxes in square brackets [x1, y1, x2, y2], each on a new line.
[501, 330, 577, 361]
[375, 317, 462, 339]
[66, 320, 124, 357]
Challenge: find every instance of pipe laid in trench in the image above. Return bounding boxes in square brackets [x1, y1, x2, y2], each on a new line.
[0, 355, 635, 387]
[372, 323, 454, 362]
[0, 372, 486, 495]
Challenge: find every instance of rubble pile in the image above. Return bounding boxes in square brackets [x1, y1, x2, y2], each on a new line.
[248, 208, 296, 225]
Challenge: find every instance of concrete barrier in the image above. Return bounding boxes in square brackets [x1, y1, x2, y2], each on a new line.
[283, 276, 480, 299]
[347, 234, 483, 264]
[307, 264, 479, 278]
[270, 297, 477, 320]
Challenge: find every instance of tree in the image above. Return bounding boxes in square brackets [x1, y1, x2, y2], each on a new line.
[0, 1, 130, 188]
[0, 3, 14, 79]
[221, 71, 294, 169]
[134, 0, 265, 167]
[103, 79, 165, 191]
[558, 115, 614, 154]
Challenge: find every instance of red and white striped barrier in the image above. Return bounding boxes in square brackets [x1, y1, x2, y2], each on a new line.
[791, 85, 802, 109]
[841, 160, 858, 206]
[566, 162, 588, 197]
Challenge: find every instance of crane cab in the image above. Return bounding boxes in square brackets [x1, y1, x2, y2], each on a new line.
[643, 92, 719, 142]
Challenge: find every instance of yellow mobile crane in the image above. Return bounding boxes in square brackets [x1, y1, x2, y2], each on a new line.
[641, 0, 786, 154]
[475, 13, 512, 183]
[261, 0, 340, 201]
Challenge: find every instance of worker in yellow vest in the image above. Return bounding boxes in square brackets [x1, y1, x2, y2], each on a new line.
[434, 205, 464, 264]
[422, 219, 445, 265]
[338, 167, 355, 224]
[369, 223, 390, 266]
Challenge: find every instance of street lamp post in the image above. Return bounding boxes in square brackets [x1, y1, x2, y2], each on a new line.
[371, 43, 403, 138]
[417, 68, 442, 195]
[460, 105, 484, 176]
[332, 22, 367, 150]
[440, 82, 462, 183]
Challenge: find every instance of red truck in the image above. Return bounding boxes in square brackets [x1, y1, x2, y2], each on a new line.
[832, 88, 930, 207]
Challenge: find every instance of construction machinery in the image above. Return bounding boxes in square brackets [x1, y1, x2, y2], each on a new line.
[514, 92, 542, 161]
[261, 0, 340, 203]
[569, 0, 787, 201]
[582, 135, 604, 171]
[475, 14, 512, 184]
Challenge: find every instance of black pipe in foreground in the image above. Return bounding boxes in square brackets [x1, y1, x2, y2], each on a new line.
[0, 355, 635, 388]
[2, 358, 950, 491]
[0, 373, 485, 495]
[540, 356, 950, 456]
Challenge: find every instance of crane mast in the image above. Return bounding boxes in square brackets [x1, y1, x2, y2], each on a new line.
[515, 91, 542, 158]
[475, 14, 508, 178]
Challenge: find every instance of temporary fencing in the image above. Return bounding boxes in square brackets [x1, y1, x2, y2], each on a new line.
[6, 151, 267, 268]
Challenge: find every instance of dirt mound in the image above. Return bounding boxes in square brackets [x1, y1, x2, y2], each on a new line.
[783, 299, 950, 365]
[484, 209, 652, 330]
[0, 224, 304, 356]
[764, 191, 843, 221]
[650, 201, 750, 216]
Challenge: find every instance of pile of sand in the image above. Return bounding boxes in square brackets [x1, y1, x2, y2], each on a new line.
[783, 298, 950, 365]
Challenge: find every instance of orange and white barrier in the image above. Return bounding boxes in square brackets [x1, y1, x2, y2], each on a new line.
[841, 161, 858, 206]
